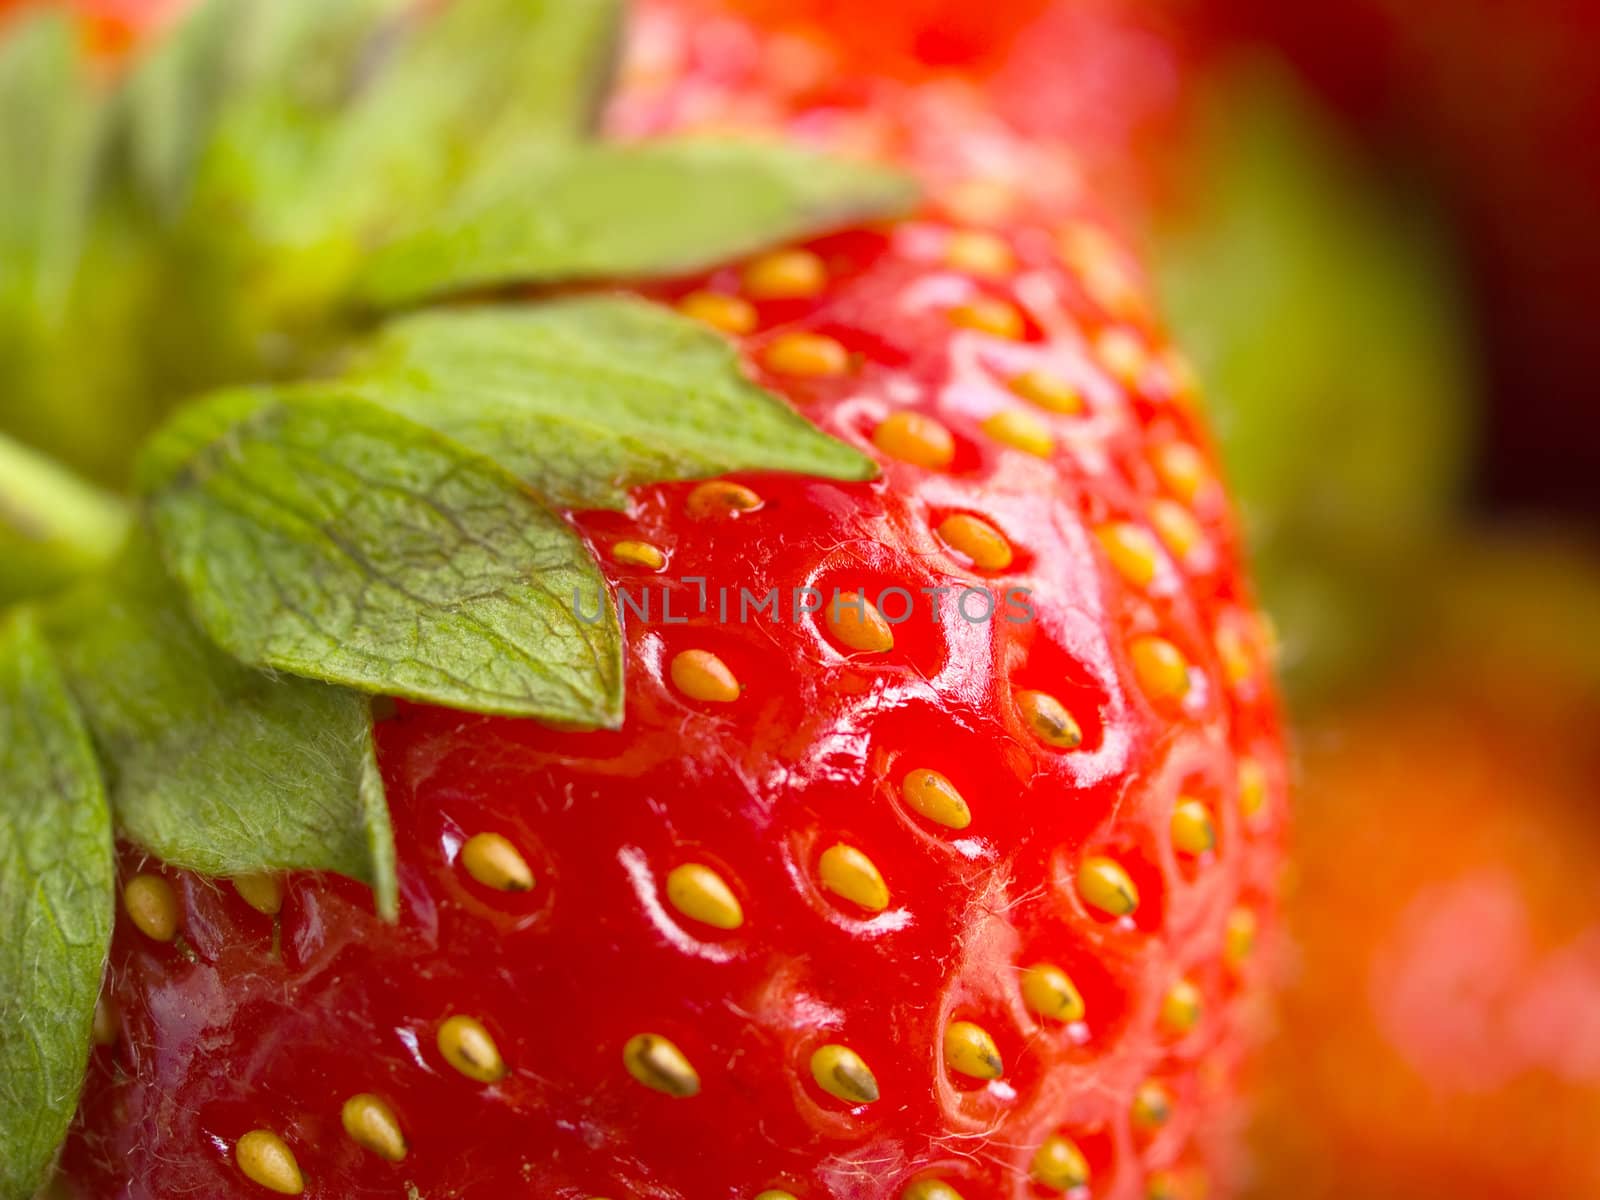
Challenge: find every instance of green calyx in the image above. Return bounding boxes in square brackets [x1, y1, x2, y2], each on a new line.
[0, 2, 911, 1191]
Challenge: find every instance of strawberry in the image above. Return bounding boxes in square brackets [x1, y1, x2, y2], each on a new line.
[0, 2, 1286, 1198]
[1244, 539, 1600, 1200]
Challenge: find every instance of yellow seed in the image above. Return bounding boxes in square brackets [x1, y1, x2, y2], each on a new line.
[903, 1182, 966, 1200]
[1061, 222, 1143, 319]
[873, 411, 955, 469]
[611, 540, 666, 570]
[1162, 348, 1201, 403]
[460, 832, 534, 892]
[677, 290, 758, 335]
[1154, 442, 1210, 504]
[1077, 856, 1139, 918]
[623, 1032, 701, 1097]
[123, 874, 178, 943]
[943, 1020, 1004, 1080]
[1132, 1079, 1173, 1129]
[91, 995, 120, 1046]
[1161, 978, 1203, 1035]
[982, 410, 1054, 458]
[755, 1192, 798, 1200]
[818, 843, 890, 912]
[1016, 689, 1083, 750]
[1097, 327, 1147, 386]
[1238, 758, 1267, 819]
[949, 297, 1025, 339]
[437, 1015, 506, 1084]
[1225, 907, 1257, 969]
[945, 229, 1015, 277]
[762, 331, 849, 377]
[1146, 1171, 1181, 1200]
[232, 873, 283, 917]
[1149, 499, 1204, 563]
[1130, 636, 1191, 705]
[341, 1093, 408, 1162]
[1020, 963, 1086, 1023]
[1009, 369, 1083, 415]
[1096, 523, 1161, 589]
[1215, 624, 1255, 688]
[936, 514, 1013, 571]
[670, 649, 741, 703]
[666, 863, 744, 930]
[809, 1043, 879, 1104]
[235, 1129, 304, 1195]
[685, 480, 763, 519]
[743, 248, 827, 299]
[1170, 798, 1216, 856]
[1259, 611, 1282, 664]
[945, 178, 1016, 224]
[900, 767, 972, 830]
[824, 591, 895, 654]
[1031, 1134, 1090, 1192]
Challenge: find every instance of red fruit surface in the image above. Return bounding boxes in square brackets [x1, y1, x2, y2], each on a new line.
[58, 4, 1287, 1198]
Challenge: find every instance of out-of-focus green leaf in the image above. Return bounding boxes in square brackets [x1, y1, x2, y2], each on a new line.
[149, 0, 623, 321]
[1158, 58, 1478, 704]
[0, 11, 105, 321]
[360, 139, 918, 305]
[0, 434, 129, 604]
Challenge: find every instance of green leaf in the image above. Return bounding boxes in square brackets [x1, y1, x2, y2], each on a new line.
[139, 390, 623, 724]
[0, 10, 107, 321]
[121, 0, 248, 215]
[0, 10, 156, 489]
[134, 0, 623, 315]
[0, 433, 130, 604]
[341, 296, 878, 509]
[0, 609, 114, 1200]
[359, 139, 919, 306]
[324, 0, 625, 206]
[44, 535, 398, 918]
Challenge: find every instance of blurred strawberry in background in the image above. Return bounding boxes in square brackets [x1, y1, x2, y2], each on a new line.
[1245, 538, 1600, 1200]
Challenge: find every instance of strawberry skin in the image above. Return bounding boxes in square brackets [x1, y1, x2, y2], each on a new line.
[58, 5, 1286, 1199]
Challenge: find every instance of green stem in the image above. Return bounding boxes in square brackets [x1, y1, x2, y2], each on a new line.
[0, 432, 131, 603]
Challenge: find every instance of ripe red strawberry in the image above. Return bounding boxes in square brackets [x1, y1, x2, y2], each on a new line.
[0, 2, 1284, 1198]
